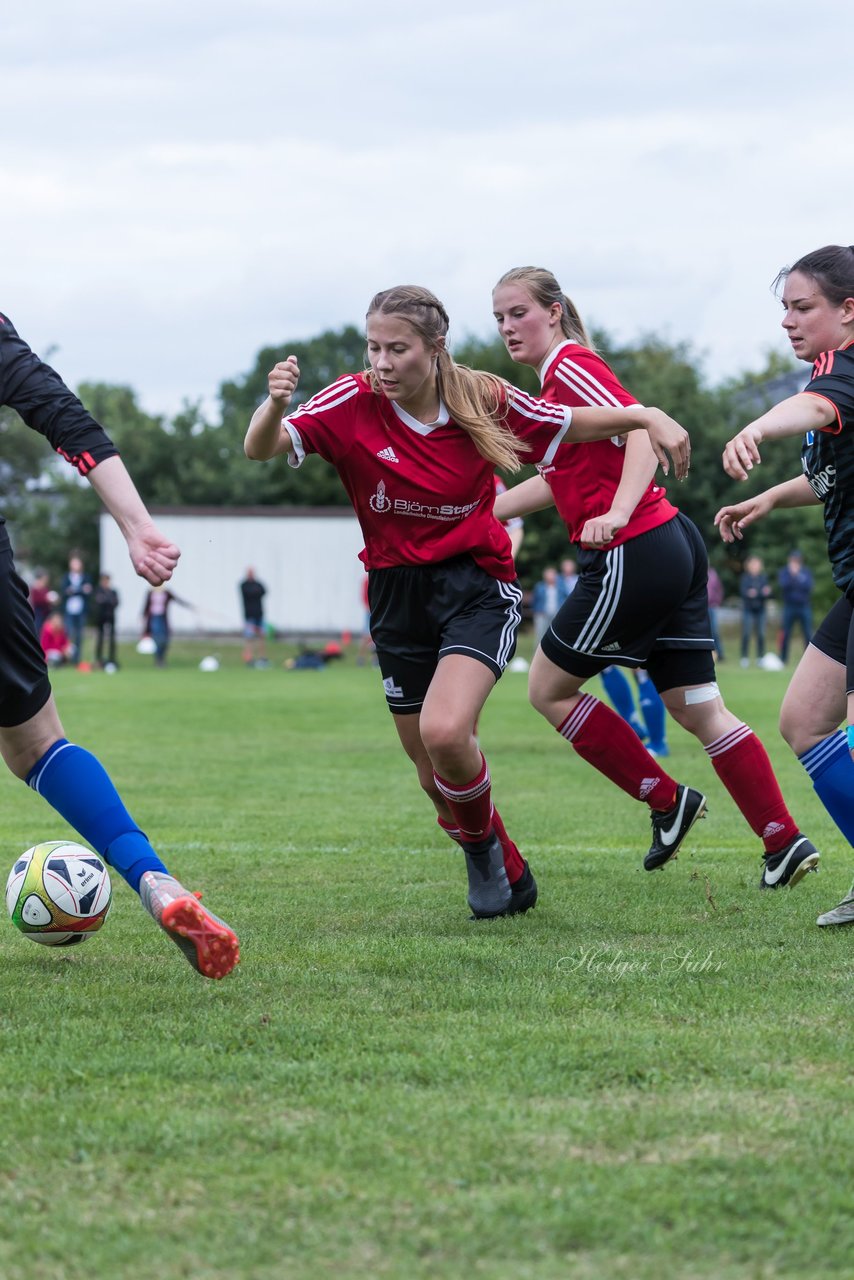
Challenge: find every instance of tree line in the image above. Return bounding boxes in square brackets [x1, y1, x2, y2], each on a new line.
[0, 325, 834, 611]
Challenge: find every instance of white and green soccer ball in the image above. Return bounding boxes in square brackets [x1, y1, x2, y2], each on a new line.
[5, 842, 112, 947]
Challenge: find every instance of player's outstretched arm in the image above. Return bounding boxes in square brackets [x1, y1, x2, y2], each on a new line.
[569, 405, 690, 480]
[245, 356, 300, 460]
[722, 393, 835, 480]
[714, 475, 818, 543]
[87, 456, 181, 586]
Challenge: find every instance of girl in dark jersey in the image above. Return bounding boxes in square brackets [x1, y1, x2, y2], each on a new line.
[491, 266, 817, 890]
[0, 313, 238, 978]
[716, 244, 854, 926]
[245, 285, 689, 920]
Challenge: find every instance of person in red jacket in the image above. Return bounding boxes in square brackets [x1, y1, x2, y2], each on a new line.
[492, 265, 817, 890]
[39, 610, 73, 665]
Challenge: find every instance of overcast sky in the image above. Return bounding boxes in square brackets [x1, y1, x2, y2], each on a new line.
[3, 0, 852, 419]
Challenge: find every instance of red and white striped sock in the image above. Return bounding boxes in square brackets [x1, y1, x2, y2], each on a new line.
[558, 693, 677, 810]
[704, 723, 798, 852]
[438, 806, 525, 884]
[433, 754, 493, 845]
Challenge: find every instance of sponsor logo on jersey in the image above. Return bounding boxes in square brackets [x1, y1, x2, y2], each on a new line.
[601, 641, 621, 652]
[376, 446, 399, 463]
[369, 480, 391, 512]
[383, 676, 403, 698]
[391, 498, 479, 522]
[806, 462, 836, 499]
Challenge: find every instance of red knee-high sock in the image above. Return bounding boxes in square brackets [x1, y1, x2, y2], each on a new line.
[705, 724, 798, 852]
[438, 807, 525, 884]
[433, 755, 493, 844]
[558, 693, 677, 810]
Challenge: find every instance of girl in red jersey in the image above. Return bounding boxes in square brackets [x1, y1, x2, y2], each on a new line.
[492, 266, 817, 889]
[245, 284, 689, 920]
[716, 245, 854, 925]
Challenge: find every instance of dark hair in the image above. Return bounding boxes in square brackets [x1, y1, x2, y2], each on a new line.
[774, 245, 854, 305]
[493, 266, 595, 349]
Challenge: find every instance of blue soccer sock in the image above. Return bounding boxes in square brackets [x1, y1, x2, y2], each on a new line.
[25, 739, 169, 891]
[600, 666, 647, 740]
[636, 671, 668, 752]
[799, 731, 854, 846]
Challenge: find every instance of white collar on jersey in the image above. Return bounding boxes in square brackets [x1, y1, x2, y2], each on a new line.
[538, 340, 576, 387]
[390, 397, 450, 435]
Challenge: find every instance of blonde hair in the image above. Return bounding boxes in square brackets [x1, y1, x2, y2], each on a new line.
[366, 285, 527, 472]
[494, 266, 595, 350]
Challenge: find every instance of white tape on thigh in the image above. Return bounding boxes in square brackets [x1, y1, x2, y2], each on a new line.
[684, 683, 720, 705]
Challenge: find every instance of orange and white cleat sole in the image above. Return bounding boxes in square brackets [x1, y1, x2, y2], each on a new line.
[160, 892, 240, 980]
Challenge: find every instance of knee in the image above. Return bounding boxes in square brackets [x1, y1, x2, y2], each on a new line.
[419, 713, 470, 768]
[779, 704, 807, 755]
[528, 675, 557, 719]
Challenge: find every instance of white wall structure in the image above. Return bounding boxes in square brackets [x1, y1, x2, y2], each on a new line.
[99, 506, 367, 636]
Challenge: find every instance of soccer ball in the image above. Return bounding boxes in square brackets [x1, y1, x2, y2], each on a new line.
[5, 842, 112, 947]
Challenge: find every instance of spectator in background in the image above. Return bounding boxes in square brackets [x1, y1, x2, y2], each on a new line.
[60, 553, 92, 663]
[239, 567, 269, 667]
[93, 572, 119, 670]
[39, 609, 74, 666]
[739, 554, 772, 667]
[28, 570, 57, 636]
[707, 564, 726, 660]
[560, 557, 578, 597]
[531, 565, 568, 644]
[142, 585, 191, 668]
[778, 550, 814, 663]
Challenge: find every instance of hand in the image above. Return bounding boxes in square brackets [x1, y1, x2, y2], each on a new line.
[268, 356, 300, 406]
[579, 508, 628, 548]
[127, 523, 181, 586]
[714, 493, 773, 543]
[642, 409, 690, 480]
[722, 425, 763, 480]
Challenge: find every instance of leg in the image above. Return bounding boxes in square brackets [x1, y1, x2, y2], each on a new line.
[635, 668, 668, 756]
[783, 633, 854, 852]
[658, 675, 817, 886]
[419, 655, 517, 917]
[599, 665, 647, 740]
[392, 657, 531, 917]
[2, 698, 239, 978]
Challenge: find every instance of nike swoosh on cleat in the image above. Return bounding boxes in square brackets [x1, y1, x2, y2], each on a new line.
[658, 790, 690, 846]
[763, 839, 808, 886]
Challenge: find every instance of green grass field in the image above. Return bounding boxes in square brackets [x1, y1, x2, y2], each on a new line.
[1, 636, 852, 1280]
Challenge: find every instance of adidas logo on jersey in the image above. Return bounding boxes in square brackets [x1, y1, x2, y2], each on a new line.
[376, 446, 399, 463]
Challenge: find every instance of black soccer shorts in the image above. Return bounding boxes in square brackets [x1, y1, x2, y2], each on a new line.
[540, 513, 716, 694]
[810, 595, 854, 693]
[368, 555, 522, 714]
[0, 534, 52, 727]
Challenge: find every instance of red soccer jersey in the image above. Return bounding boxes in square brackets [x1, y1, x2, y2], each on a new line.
[536, 341, 678, 547]
[284, 372, 569, 580]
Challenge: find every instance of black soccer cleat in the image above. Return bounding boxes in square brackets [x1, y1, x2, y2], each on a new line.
[759, 834, 820, 889]
[507, 861, 538, 915]
[463, 834, 512, 919]
[644, 785, 708, 871]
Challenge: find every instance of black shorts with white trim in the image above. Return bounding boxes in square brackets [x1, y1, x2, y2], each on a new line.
[540, 513, 715, 693]
[368, 555, 522, 714]
[0, 531, 52, 728]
